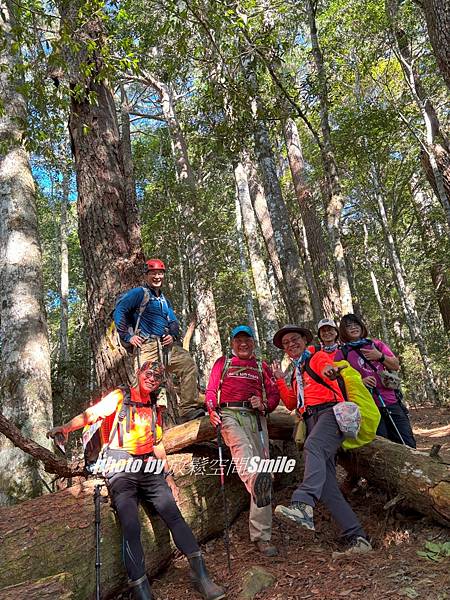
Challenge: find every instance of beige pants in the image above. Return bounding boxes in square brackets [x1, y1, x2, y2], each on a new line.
[221, 408, 272, 542]
[133, 341, 200, 417]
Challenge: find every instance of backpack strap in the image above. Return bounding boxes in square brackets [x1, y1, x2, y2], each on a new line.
[217, 356, 232, 407]
[134, 287, 151, 335]
[255, 359, 268, 409]
[303, 357, 343, 401]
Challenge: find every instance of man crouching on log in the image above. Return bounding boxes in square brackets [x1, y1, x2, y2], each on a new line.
[206, 325, 280, 558]
[48, 362, 225, 600]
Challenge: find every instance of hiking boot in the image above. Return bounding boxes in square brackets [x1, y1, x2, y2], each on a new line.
[332, 536, 372, 558]
[188, 551, 226, 600]
[177, 408, 206, 424]
[274, 502, 315, 531]
[253, 472, 272, 508]
[128, 575, 153, 600]
[254, 540, 279, 557]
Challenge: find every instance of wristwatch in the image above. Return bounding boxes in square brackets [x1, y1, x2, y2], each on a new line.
[378, 353, 386, 363]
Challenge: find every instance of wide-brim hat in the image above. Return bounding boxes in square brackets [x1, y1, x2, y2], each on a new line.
[273, 324, 313, 349]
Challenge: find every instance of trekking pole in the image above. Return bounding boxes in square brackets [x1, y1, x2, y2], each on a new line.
[254, 410, 269, 460]
[94, 484, 107, 600]
[216, 420, 232, 573]
[372, 388, 406, 446]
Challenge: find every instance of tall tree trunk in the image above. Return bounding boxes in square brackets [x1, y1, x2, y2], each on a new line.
[372, 167, 439, 403]
[57, 2, 144, 391]
[234, 191, 260, 345]
[252, 119, 312, 323]
[120, 84, 137, 208]
[421, 0, 450, 93]
[306, 0, 354, 314]
[290, 215, 322, 323]
[0, 0, 53, 504]
[234, 161, 278, 349]
[409, 178, 450, 332]
[243, 154, 284, 294]
[283, 117, 340, 318]
[363, 224, 390, 343]
[386, 0, 450, 229]
[53, 163, 71, 431]
[140, 73, 222, 375]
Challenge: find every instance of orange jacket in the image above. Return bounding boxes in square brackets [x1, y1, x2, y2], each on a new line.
[276, 351, 344, 413]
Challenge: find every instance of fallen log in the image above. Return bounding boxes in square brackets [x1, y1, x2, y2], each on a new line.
[0, 452, 250, 600]
[0, 409, 296, 479]
[339, 437, 450, 527]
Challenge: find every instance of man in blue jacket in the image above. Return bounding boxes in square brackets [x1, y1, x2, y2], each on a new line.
[114, 258, 202, 422]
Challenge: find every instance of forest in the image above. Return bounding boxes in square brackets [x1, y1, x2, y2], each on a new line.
[0, 0, 449, 598]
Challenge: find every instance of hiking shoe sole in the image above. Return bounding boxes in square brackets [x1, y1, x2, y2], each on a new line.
[274, 504, 315, 531]
[253, 472, 272, 508]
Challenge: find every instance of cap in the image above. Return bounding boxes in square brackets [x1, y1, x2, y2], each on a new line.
[273, 324, 313, 349]
[317, 318, 338, 332]
[230, 325, 255, 339]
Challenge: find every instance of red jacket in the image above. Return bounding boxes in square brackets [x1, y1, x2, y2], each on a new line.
[277, 351, 344, 413]
[205, 355, 280, 413]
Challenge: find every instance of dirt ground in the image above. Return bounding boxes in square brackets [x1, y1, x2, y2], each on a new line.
[150, 407, 450, 600]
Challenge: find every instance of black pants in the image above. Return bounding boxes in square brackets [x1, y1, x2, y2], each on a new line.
[376, 401, 416, 448]
[107, 465, 199, 581]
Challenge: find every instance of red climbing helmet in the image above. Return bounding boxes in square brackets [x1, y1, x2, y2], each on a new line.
[145, 258, 166, 272]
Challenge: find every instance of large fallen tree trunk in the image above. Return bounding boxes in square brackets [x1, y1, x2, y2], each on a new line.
[339, 437, 450, 527]
[0, 452, 250, 600]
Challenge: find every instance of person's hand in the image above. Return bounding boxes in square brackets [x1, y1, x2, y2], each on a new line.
[249, 395, 265, 412]
[166, 475, 180, 503]
[271, 360, 285, 380]
[362, 375, 377, 388]
[361, 347, 383, 361]
[209, 410, 221, 427]
[47, 425, 68, 444]
[161, 334, 173, 347]
[129, 335, 144, 347]
[323, 365, 346, 380]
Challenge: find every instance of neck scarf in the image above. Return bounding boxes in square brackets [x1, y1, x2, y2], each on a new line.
[346, 338, 371, 349]
[323, 342, 339, 353]
[292, 349, 312, 410]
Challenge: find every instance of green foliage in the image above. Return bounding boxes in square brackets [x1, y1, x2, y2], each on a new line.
[417, 541, 450, 562]
[6, 0, 448, 400]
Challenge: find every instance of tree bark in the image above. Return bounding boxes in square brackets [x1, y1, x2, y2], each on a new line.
[234, 190, 260, 344]
[339, 437, 450, 527]
[0, 0, 53, 504]
[363, 224, 390, 343]
[234, 161, 278, 349]
[243, 153, 284, 293]
[283, 117, 340, 318]
[305, 0, 354, 315]
[57, 2, 144, 392]
[386, 0, 450, 229]
[421, 0, 450, 93]
[252, 118, 312, 324]
[410, 178, 450, 332]
[0, 454, 250, 600]
[120, 84, 137, 209]
[138, 72, 222, 377]
[373, 167, 439, 403]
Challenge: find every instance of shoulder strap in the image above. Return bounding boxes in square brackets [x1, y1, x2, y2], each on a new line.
[217, 356, 232, 406]
[256, 359, 267, 408]
[303, 358, 339, 398]
[134, 288, 151, 334]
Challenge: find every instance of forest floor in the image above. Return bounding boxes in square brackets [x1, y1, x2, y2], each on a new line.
[144, 407, 450, 600]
